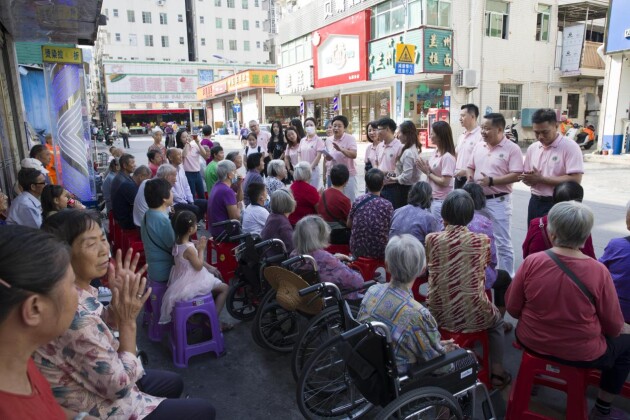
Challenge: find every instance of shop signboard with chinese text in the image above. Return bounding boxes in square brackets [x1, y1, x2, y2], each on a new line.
[423, 28, 454, 74]
[197, 70, 277, 100]
[395, 43, 416, 74]
[42, 46, 82, 64]
[368, 29, 425, 80]
[277, 61, 314, 95]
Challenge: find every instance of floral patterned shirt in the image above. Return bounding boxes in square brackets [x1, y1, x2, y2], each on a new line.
[33, 286, 164, 419]
[349, 194, 393, 259]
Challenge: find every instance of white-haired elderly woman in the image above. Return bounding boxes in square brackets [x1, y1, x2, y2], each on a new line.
[289, 161, 320, 226]
[389, 181, 441, 245]
[358, 234, 458, 373]
[261, 189, 297, 254]
[507, 201, 630, 419]
[600, 200, 630, 324]
[265, 159, 287, 197]
[292, 215, 364, 300]
[208, 159, 241, 239]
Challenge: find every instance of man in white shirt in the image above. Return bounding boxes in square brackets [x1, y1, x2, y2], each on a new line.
[6, 168, 46, 228]
[241, 181, 269, 236]
[166, 148, 207, 222]
[133, 164, 177, 226]
[455, 104, 482, 189]
[248, 120, 271, 151]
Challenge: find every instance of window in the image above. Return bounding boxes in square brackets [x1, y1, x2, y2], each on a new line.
[104, 8, 108, 17]
[216, 17, 222, 28]
[113, 9, 119, 17]
[499, 84, 521, 111]
[256, 41, 261, 48]
[280, 35, 312, 66]
[256, 20, 260, 28]
[371, 0, 425, 39]
[243, 20, 249, 30]
[200, 16, 204, 23]
[255, 0, 259, 6]
[426, 0, 450, 27]
[115, 33, 121, 42]
[227, 0, 235, 8]
[217, 39, 224, 50]
[229, 40, 237, 50]
[161, 36, 169, 47]
[160, 13, 168, 24]
[215, 0, 221, 5]
[201, 38, 206, 46]
[129, 34, 137, 46]
[178, 14, 183, 22]
[228, 18, 236, 29]
[485, 0, 509, 39]
[164, 58, 171, 62]
[179, 37, 185, 45]
[144, 34, 154, 47]
[536, 4, 551, 41]
[142, 11, 152, 24]
[127, 10, 135, 22]
[242, 0, 248, 8]
[244, 40, 250, 51]
[146, 58, 155, 61]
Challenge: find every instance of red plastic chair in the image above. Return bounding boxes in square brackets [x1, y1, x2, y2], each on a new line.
[347, 257, 386, 282]
[325, 244, 350, 255]
[411, 273, 429, 302]
[207, 239, 238, 283]
[439, 328, 491, 389]
[121, 228, 141, 253]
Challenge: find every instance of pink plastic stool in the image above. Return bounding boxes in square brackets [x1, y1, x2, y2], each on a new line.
[147, 280, 169, 342]
[169, 293, 225, 368]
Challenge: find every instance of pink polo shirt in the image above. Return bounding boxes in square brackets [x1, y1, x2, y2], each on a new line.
[257, 130, 271, 151]
[182, 141, 202, 172]
[523, 134, 584, 197]
[299, 135, 325, 164]
[326, 133, 358, 176]
[428, 151, 456, 199]
[468, 137, 524, 195]
[286, 144, 299, 167]
[376, 138, 403, 172]
[456, 126, 482, 172]
[365, 144, 378, 167]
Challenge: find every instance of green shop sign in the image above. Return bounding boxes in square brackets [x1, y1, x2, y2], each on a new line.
[368, 29, 423, 80]
[423, 28, 453, 73]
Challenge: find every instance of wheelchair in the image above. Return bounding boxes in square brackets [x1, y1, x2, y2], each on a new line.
[208, 219, 242, 282]
[226, 237, 288, 321]
[295, 285, 496, 420]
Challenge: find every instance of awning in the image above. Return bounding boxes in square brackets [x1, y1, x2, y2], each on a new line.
[121, 109, 191, 115]
[558, 0, 609, 23]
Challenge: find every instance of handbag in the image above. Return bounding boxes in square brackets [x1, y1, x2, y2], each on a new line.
[322, 191, 351, 245]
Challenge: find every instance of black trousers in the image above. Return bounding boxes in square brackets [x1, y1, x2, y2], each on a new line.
[492, 269, 512, 308]
[454, 176, 467, 189]
[381, 184, 409, 210]
[174, 200, 208, 222]
[527, 195, 554, 226]
[138, 369, 216, 420]
[122, 134, 130, 148]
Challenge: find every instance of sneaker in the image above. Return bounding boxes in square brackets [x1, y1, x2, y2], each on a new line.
[589, 407, 630, 420]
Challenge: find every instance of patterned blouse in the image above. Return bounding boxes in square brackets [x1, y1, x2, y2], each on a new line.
[425, 225, 501, 333]
[389, 204, 442, 245]
[358, 283, 445, 373]
[265, 176, 285, 196]
[349, 194, 393, 259]
[33, 286, 164, 419]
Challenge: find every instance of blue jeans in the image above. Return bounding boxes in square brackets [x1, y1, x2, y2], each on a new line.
[185, 171, 205, 199]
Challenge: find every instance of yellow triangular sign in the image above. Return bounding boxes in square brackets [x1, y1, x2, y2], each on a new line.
[396, 43, 415, 64]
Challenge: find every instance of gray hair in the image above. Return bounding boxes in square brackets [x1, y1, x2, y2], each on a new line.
[547, 201, 594, 249]
[226, 151, 240, 162]
[293, 161, 312, 182]
[156, 163, 176, 179]
[442, 190, 474, 226]
[294, 215, 330, 254]
[386, 234, 426, 286]
[270, 188, 296, 215]
[152, 130, 162, 139]
[267, 159, 286, 177]
[216, 159, 236, 181]
[407, 181, 433, 209]
[133, 165, 151, 177]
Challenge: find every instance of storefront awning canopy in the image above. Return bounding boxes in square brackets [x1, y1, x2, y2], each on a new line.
[558, 0, 609, 23]
[0, 0, 104, 45]
[121, 109, 190, 115]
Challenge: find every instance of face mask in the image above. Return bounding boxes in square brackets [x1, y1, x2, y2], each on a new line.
[305, 126, 316, 135]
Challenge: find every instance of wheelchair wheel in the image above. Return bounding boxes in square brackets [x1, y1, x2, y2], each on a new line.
[296, 336, 372, 419]
[375, 387, 463, 420]
[290, 303, 359, 382]
[226, 280, 258, 321]
[251, 289, 301, 352]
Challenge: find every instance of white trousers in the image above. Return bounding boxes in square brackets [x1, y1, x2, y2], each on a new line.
[430, 199, 444, 224]
[309, 166, 321, 190]
[479, 194, 514, 277]
[343, 176, 358, 202]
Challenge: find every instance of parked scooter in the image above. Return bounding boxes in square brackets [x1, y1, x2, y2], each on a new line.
[504, 117, 519, 144]
[574, 124, 596, 150]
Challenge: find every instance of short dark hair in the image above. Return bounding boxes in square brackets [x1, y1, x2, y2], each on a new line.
[532, 108, 558, 125]
[483, 113, 506, 131]
[331, 115, 349, 128]
[462, 183, 487, 211]
[145, 178, 172, 209]
[202, 125, 213, 136]
[365, 121, 378, 143]
[119, 153, 135, 169]
[147, 150, 160, 162]
[108, 158, 120, 172]
[441, 190, 475, 226]
[304, 117, 317, 127]
[210, 145, 223, 158]
[171, 210, 197, 239]
[0, 225, 71, 323]
[330, 164, 350, 187]
[461, 104, 480, 119]
[18, 168, 42, 191]
[553, 181, 584, 204]
[42, 209, 103, 247]
[365, 168, 385, 193]
[246, 152, 262, 170]
[246, 182, 266, 205]
[407, 181, 432, 209]
[377, 117, 397, 133]
[29, 144, 46, 159]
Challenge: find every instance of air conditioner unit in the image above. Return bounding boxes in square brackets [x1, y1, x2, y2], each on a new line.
[456, 69, 478, 89]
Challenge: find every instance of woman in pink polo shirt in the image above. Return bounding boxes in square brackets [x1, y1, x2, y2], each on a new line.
[324, 115, 358, 201]
[299, 117, 325, 189]
[417, 121, 456, 221]
[284, 127, 300, 183]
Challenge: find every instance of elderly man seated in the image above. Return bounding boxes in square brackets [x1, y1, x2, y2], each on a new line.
[6, 167, 46, 228]
[167, 147, 208, 222]
[133, 164, 177, 227]
[112, 165, 151, 229]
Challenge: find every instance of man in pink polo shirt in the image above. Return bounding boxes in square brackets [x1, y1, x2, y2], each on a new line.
[249, 120, 270, 151]
[376, 118, 404, 208]
[324, 115, 358, 201]
[455, 104, 482, 189]
[519, 109, 584, 225]
[468, 113, 524, 276]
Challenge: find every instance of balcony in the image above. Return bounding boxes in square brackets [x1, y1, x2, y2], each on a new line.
[560, 40, 605, 78]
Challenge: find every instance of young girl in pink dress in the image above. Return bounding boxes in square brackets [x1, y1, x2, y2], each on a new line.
[159, 210, 232, 330]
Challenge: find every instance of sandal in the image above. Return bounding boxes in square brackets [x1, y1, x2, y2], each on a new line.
[220, 322, 234, 332]
[503, 322, 514, 334]
[491, 372, 512, 390]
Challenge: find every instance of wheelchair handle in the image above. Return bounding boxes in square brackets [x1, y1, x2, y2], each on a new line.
[211, 219, 241, 228]
[341, 321, 392, 343]
[254, 238, 287, 253]
[281, 254, 318, 271]
[340, 323, 370, 341]
[228, 233, 251, 242]
[299, 282, 328, 297]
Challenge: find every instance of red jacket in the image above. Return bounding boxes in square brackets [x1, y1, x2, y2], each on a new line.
[289, 181, 319, 226]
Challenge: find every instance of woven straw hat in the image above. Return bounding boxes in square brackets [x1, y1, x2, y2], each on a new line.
[264, 266, 323, 315]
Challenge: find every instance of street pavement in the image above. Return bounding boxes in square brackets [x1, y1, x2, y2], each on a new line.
[103, 134, 630, 419]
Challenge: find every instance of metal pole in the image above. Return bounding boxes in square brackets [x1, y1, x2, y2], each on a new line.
[400, 0, 409, 123]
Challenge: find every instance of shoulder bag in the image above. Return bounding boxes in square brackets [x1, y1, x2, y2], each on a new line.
[545, 249, 595, 305]
[323, 191, 351, 244]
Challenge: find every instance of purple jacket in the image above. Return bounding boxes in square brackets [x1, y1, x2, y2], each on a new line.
[261, 213, 294, 255]
[599, 236, 630, 322]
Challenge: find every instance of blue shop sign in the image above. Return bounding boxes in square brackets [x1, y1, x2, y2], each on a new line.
[605, 0, 630, 54]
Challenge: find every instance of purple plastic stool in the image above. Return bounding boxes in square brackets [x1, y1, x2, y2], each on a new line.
[170, 293, 225, 368]
[147, 280, 169, 342]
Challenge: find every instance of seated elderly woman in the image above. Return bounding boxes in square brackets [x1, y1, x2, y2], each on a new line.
[600, 200, 630, 323]
[522, 180, 595, 259]
[289, 162, 320, 226]
[463, 182, 512, 331]
[261, 189, 297, 254]
[208, 159, 241, 239]
[358, 234, 457, 373]
[389, 181, 441, 245]
[37, 210, 215, 419]
[425, 190, 510, 389]
[507, 201, 630, 419]
[292, 215, 364, 299]
[242, 182, 270, 236]
[265, 159, 287, 196]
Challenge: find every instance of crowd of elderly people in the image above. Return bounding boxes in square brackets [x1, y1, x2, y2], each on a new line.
[3, 111, 630, 420]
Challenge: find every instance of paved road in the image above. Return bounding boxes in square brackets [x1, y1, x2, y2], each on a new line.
[105, 135, 630, 419]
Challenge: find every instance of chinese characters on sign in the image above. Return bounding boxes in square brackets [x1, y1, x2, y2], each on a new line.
[196, 70, 277, 100]
[368, 30, 422, 80]
[423, 29, 453, 73]
[42, 46, 83, 64]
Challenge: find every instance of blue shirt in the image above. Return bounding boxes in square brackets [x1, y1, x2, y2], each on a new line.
[389, 204, 441, 245]
[141, 209, 175, 283]
[599, 237, 630, 323]
[6, 192, 42, 228]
